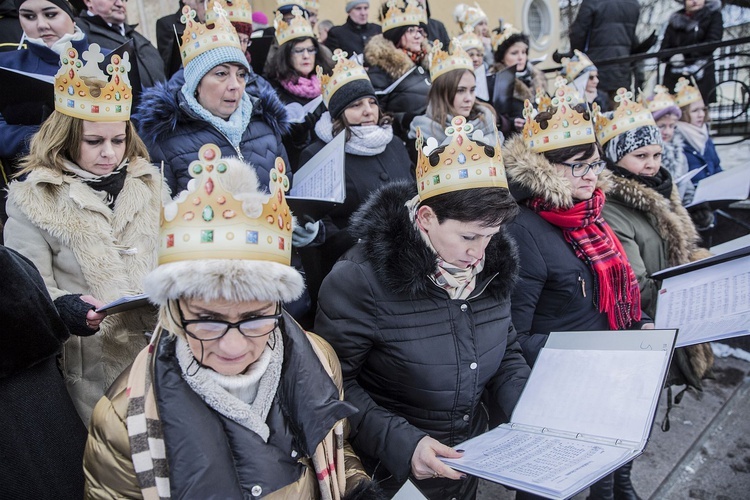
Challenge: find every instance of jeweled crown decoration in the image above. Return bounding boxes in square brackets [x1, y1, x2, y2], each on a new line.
[523, 77, 595, 153]
[491, 23, 521, 52]
[456, 25, 483, 53]
[54, 43, 132, 121]
[304, 0, 319, 12]
[644, 84, 678, 114]
[415, 115, 508, 200]
[277, 0, 305, 9]
[180, 2, 242, 66]
[561, 49, 594, 82]
[535, 87, 552, 113]
[594, 87, 656, 146]
[317, 49, 370, 107]
[456, 2, 487, 29]
[159, 145, 293, 265]
[274, 6, 314, 45]
[381, 0, 427, 33]
[205, 0, 253, 25]
[674, 77, 702, 108]
[428, 39, 473, 81]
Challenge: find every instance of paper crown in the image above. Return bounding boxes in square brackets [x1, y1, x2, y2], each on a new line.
[304, 0, 319, 12]
[277, 0, 305, 10]
[456, 25, 483, 53]
[456, 2, 487, 28]
[381, 0, 427, 33]
[180, 3, 242, 66]
[535, 87, 552, 113]
[522, 77, 596, 153]
[593, 87, 656, 146]
[159, 144, 293, 266]
[643, 84, 678, 114]
[428, 39, 473, 81]
[274, 6, 314, 45]
[491, 23, 521, 52]
[54, 43, 132, 121]
[205, 0, 253, 26]
[415, 115, 508, 201]
[317, 49, 370, 107]
[674, 77, 702, 108]
[561, 50, 595, 82]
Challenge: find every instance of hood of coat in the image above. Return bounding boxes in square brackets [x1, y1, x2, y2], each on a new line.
[669, 0, 722, 30]
[502, 134, 611, 209]
[348, 181, 518, 299]
[364, 34, 430, 81]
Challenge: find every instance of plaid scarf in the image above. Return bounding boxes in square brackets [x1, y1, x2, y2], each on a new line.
[528, 189, 641, 330]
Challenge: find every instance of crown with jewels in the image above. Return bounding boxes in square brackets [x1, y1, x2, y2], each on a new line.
[522, 77, 595, 153]
[428, 39, 473, 81]
[642, 84, 678, 115]
[415, 115, 507, 201]
[277, 0, 306, 10]
[674, 77, 702, 108]
[274, 6, 314, 45]
[491, 23, 521, 52]
[180, 2, 242, 66]
[561, 50, 595, 82]
[593, 87, 656, 146]
[304, 0, 319, 13]
[159, 144, 293, 266]
[205, 0, 253, 26]
[535, 87, 552, 113]
[54, 43, 132, 121]
[382, 0, 427, 33]
[317, 49, 370, 107]
[456, 2, 487, 29]
[456, 25, 483, 53]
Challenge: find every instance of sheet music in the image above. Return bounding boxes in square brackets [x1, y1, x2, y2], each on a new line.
[686, 166, 750, 207]
[289, 131, 345, 202]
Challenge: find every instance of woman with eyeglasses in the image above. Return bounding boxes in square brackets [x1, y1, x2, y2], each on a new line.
[83, 154, 385, 499]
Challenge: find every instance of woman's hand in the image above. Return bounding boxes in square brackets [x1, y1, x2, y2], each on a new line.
[410, 436, 464, 480]
[641, 322, 655, 330]
[80, 295, 108, 331]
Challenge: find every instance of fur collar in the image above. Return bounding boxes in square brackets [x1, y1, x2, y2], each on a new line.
[364, 34, 430, 81]
[606, 171, 702, 266]
[669, 0, 722, 30]
[502, 134, 611, 208]
[349, 181, 518, 299]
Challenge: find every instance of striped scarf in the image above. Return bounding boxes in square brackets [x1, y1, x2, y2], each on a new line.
[528, 189, 641, 329]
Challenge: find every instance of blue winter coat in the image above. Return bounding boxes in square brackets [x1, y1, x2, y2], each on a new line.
[682, 136, 722, 184]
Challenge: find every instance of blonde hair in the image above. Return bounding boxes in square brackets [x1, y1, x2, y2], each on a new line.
[679, 101, 710, 126]
[16, 111, 150, 178]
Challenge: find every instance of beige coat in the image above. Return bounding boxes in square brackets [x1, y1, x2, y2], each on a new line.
[4, 157, 162, 423]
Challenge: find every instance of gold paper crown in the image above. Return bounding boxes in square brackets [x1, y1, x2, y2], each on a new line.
[180, 3, 242, 66]
[643, 84, 678, 114]
[205, 0, 253, 26]
[415, 115, 508, 201]
[456, 25, 483, 53]
[317, 49, 370, 107]
[522, 77, 596, 153]
[491, 23, 521, 52]
[159, 144, 293, 266]
[382, 0, 427, 33]
[428, 39, 473, 81]
[535, 87, 552, 113]
[277, 0, 305, 9]
[593, 87, 656, 146]
[304, 0, 319, 13]
[561, 49, 595, 82]
[674, 77, 702, 108]
[54, 43, 132, 121]
[274, 6, 314, 45]
[456, 3, 487, 29]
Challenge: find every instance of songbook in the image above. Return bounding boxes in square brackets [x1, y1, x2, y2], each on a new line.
[392, 480, 428, 500]
[686, 167, 750, 207]
[441, 329, 678, 500]
[0, 67, 54, 125]
[96, 293, 150, 314]
[285, 95, 323, 124]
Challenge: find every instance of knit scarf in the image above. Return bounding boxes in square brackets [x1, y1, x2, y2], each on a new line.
[528, 189, 641, 329]
[181, 89, 253, 149]
[315, 111, 393, 156]
[676, 121, 709, 156]
[400, 47, 426, 65]
[63, 159, 128, 209]
[280, 75, 322, 100]
[609, 164, 674, 201]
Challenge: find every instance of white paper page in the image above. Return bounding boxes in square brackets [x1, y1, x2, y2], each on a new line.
[289, 131, 345, 202]
[675, 166, 705, 185]
[512, 349, 665, 444]
[656, 255, 750, 346]
[391, 479, 428, 500]
[711, 234, 750, 255]
[284, 96, 323, 124]
[686, 166, 750, 207]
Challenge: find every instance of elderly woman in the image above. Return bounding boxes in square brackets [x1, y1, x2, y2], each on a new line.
[83, 149, 383, 500]
[316, 117, 530, 499]
[136, 4, 289, 196]
[4, 44, 161, 423]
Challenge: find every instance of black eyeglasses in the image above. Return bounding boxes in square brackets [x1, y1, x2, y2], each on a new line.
[560, 160, 607, 177]
[292, 47, 318, 55]
[176, 302, 282, 341]
[405, 26, 426, 37]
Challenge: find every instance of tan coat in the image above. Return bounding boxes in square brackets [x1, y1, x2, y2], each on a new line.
[4, 158, 162, 423]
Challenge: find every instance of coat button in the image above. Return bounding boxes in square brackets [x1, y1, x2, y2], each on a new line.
[418, 66, 424, 74]
[251, 485, 262, 496]
[291, 450, 298, 458]
[460, 304, 468, 312]
[463, 414, 470, 422]
[380, 172, 389, 181]
[470, 362, 477, 370]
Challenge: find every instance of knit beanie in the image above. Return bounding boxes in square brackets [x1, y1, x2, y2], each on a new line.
[652, 105, 682, 122]
[328, 79, 376, 119]
[493, 33, 530, 65]
[383, 25, 409, 45]
[604, 124, 663, 164]
[15, 0, 76, 20]
[346, 0, 368, 13]
[182, 45, 251, 98]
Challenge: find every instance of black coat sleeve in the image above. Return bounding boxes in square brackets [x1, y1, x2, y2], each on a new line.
[569, 0, 595, 51]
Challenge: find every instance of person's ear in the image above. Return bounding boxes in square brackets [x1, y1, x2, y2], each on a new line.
[416, 205, 437, 231]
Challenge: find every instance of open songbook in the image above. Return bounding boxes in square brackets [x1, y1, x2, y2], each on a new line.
[441, 329, 677, 500]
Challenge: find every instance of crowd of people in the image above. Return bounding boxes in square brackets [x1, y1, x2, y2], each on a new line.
[0, 0, 731, 499]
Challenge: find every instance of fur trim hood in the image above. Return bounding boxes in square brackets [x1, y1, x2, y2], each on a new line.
[348, 181, 518, 299]
[669, 0, 722, 30]
[502, 134, 611, 208]
[364, 34, 430, 81]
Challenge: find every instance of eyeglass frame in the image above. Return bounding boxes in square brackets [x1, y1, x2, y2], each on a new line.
[405, 26, 426, 37]
[559, 160, 607, 178]
[291, 46, 318, 56]
[175, 300, 283, 341]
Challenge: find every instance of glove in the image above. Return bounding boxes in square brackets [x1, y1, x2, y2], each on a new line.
[687, 202, 715, 231]
[292, 220, 321, 247]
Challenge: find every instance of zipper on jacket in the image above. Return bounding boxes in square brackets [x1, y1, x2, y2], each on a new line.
[578, 275, 587, 298]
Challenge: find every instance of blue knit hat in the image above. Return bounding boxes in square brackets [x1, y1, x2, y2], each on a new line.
[182, 45, 251, 98]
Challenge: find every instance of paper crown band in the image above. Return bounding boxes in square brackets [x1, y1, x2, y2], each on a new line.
[428, 39, 474, 82]
[180, 2, 243, 67]
[274, 6, 314, 46]
[382, 0, 427, 33]
[594, 87, 656, 146]
[318, 49, 370, 108]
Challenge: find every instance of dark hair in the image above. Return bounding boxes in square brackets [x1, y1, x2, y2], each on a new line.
[265, 37, 333, 82]
[492, 32, 530, 67]
[542, 141, 603, 165]
[331, 98, 392, 140]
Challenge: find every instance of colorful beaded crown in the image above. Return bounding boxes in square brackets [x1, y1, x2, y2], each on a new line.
[643, 84, 678, 114]
[674, 77, 702, 108]
[535, 87, 552, 113]
[317, 49, 370, 107]
[180, 2, 242, 66]
[304, 0, 319, 13]
[491, 23, 521, 52]
[561, 49, 595, 82]
[457, 2, 487, 29]
[274, 6, 314, 45]
[381, 0, 427, 33]
[428, 39, 473, 82]
[159, 144, 293, 266]
[205, 0, 253, 26]
[54, 43, 132, 121]
[415, 115, 508, 201]
[456, 25, 484, 53]
[523, 77, 596, 153]
[593, 87, 656, 146]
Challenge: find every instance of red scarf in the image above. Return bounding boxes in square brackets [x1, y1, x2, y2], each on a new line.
[528, 189, 641, 330]
[400, 47, 425, 65]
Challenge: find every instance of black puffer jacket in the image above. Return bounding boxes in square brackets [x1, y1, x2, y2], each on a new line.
[315, 181, 530, 495]
[324, 17, 382, 56]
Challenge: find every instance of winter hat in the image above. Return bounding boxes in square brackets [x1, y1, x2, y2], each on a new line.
[183, 45, 250, 98]
[647, 85, 682, 121]
[492, 24, 529, 65]
[319, 49, 376, 119]
[252, 11, 269, 25]
[328, 79, 376, 119]
[346, 0, 369, 13]
[383, 25, 409, 45]
[15, 0, 76, 20]
[604, 124, 663, 164]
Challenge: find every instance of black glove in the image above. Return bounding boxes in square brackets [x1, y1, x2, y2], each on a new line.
[687, 202, 714, 231]
[53, 294, 98, 337]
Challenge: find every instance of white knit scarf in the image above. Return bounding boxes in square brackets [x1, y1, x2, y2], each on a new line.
[315, 111, 393, 156]
[676, 121, 709, 156]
